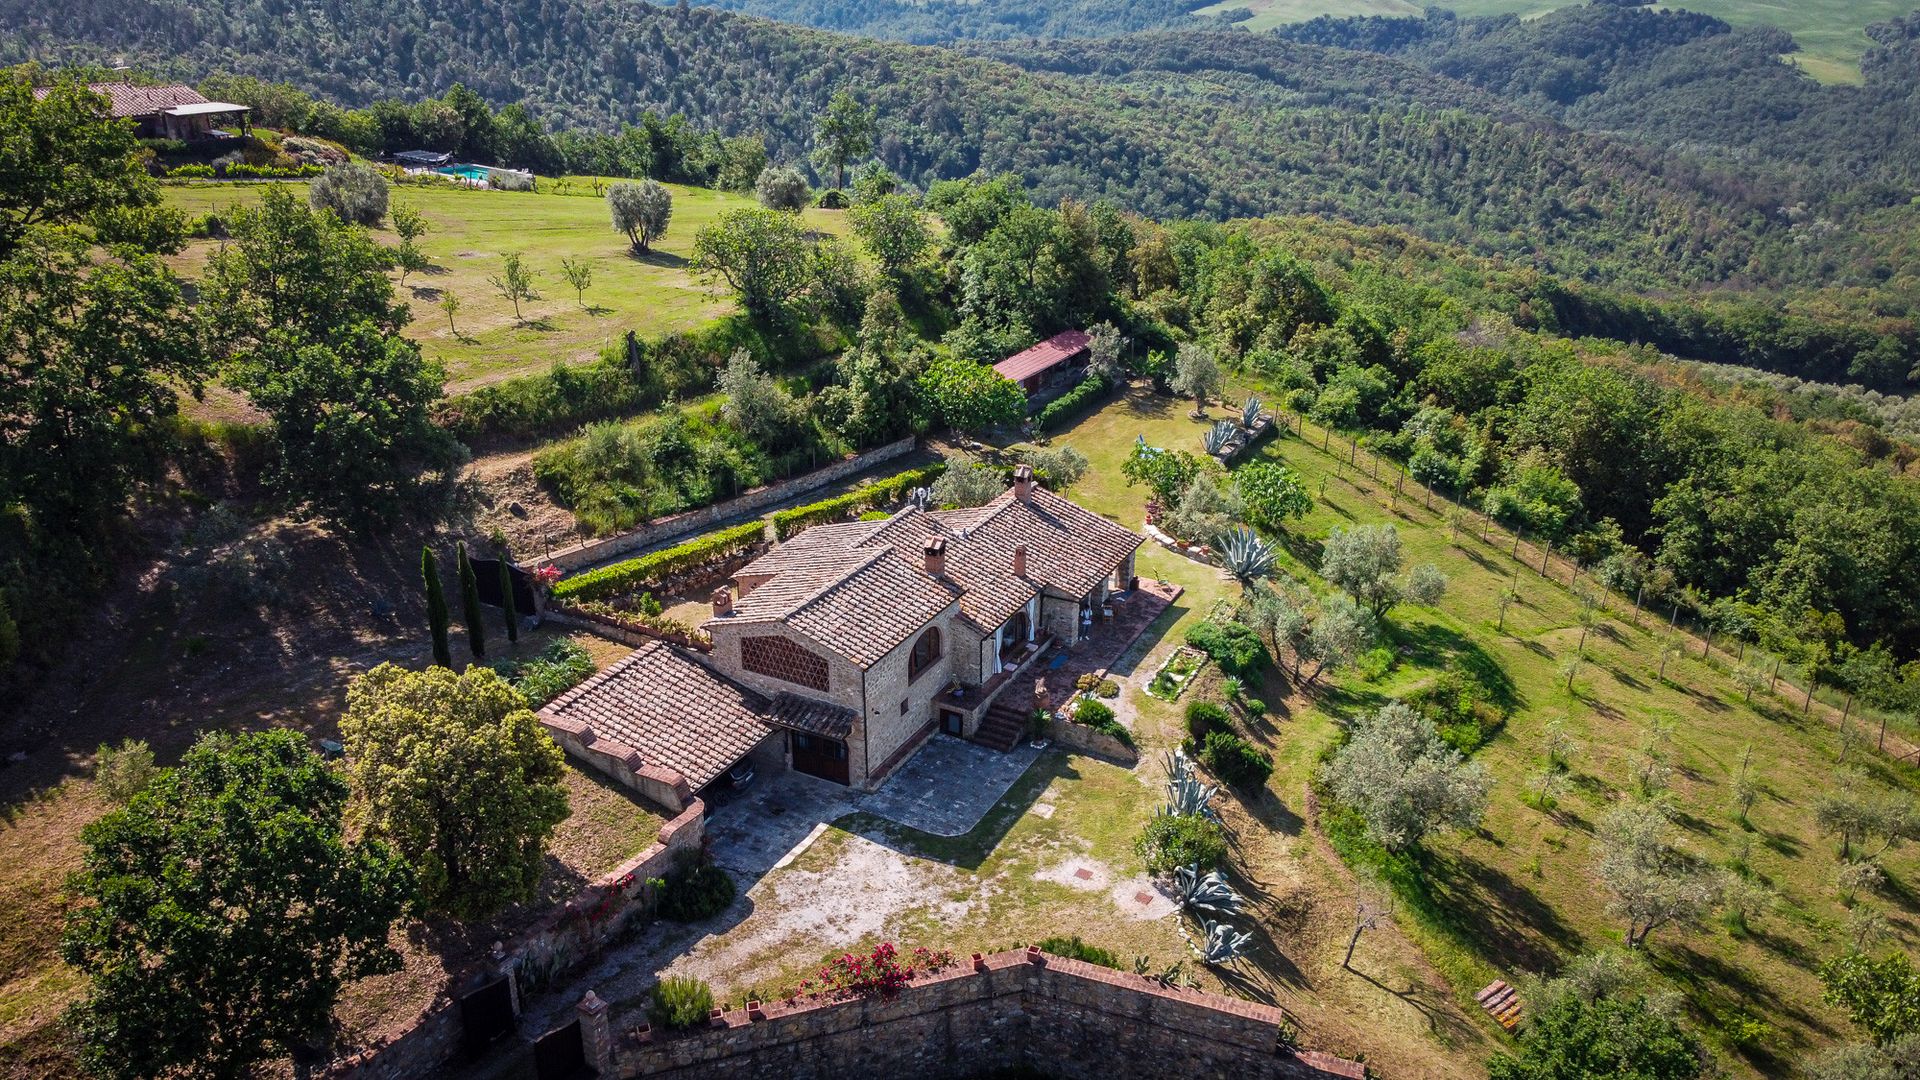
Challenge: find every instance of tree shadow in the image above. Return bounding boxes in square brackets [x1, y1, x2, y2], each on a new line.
[1341, 962, 1484, 1044]
[1421, 851, 1584, 971]
[627, 249, 688, 269]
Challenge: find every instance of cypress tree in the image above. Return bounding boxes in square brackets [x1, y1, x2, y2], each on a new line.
[457, 541, 486, 659]
[423, 546, 452, 669]
[497, 555, 519, 644]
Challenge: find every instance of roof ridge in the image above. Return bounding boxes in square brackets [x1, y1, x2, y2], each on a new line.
[785, 546, 893, 615]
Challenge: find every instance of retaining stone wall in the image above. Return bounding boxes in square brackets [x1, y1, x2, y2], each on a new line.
[608, 950, 1363, 1080]
[542, 437, 916, 572]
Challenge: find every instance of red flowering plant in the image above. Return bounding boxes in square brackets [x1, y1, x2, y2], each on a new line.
[785, 942, 955, 1003]
[532, 564, 563, 590]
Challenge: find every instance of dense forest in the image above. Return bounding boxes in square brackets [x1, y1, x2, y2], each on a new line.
[683, 0, 1233, 43]
[0, 0, 1891, 294]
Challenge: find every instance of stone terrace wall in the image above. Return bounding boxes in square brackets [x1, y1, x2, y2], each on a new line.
[1045, 716, 1139, 766]
[604, 950, 1363, 1080]
[543, 436, 916, 572]
[326, 800, 705, 1079]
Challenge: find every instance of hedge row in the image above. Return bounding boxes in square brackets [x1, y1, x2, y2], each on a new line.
[1035, 373, 1111, 431]
[164, 162, 325, 180]
[769, 463, 946, 540]
[547, 520, 766, 603]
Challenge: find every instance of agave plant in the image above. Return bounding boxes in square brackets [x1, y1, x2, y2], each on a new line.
[1241, 395, 1263, 430]
[1162, 748, 1220, 820]
[1202, 419, 1238, 456]
[1188, 919, 1255, 966]
[1218, 526, 1277, 583]
[1174, 863, 1244, 915]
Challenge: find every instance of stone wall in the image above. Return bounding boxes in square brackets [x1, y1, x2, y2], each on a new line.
[543, 710, 700, 812]
[1045, 716, 1139, 766]
[542, 437, 916, 572]
[325, 801, 707, 1079]
[601, 949, 1364, 1080]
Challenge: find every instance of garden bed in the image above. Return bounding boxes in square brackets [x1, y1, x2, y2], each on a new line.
[1144, 647, 1207, 702]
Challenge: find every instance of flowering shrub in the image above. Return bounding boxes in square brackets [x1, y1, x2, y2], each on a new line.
[787, 943, 954, 1002]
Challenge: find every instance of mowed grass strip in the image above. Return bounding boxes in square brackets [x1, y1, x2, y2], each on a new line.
[161, 178, 848, 394]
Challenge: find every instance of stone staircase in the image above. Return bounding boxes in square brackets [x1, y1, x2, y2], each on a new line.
[972, 700, 1030, 753]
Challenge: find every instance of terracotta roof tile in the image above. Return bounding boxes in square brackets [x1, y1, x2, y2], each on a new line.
[767, 694, 856, 739]
[34, 83, 209, 118]
[993, 330, 1091, 383]
[541, 641, 774, 790]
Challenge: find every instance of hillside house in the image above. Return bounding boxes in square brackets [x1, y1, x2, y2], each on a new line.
[38, 83, 251, 140]
[540, 467, 1145, 802]
[994, 330, 1091, 406]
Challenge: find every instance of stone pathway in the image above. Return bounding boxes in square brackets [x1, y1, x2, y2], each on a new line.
[857, 735, 1041, 836]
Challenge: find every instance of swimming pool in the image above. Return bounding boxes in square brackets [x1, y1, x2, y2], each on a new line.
[434, 164, 492, 182]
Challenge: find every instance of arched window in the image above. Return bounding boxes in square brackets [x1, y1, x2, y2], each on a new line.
[908, 627, 943, 682]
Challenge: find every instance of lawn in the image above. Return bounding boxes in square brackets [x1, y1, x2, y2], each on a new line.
[160, 178, 848, 394]
[1039, 384, 1919, 1073]
[1190, 0, 1893, 82]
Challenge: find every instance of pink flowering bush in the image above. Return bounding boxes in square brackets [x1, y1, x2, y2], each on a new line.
[786, 943, 954, 1002]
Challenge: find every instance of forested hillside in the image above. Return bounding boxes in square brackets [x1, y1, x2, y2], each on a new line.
[0, 0, 1829, 287]
[682, 0, 1232, 42]
[1278, 6, 1920, 194]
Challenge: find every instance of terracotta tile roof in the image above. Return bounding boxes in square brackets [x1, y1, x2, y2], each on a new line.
[725, 480, 1142, 646]
[768, 694, 856, 739]
[541, 641, 774, 790]
[993, 329, 1091, 383]
[34, 83, 210, 119]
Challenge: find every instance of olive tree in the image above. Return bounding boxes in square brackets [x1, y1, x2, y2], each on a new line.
[307, 162, 389, 225]
[608, 178, 672, 253]
[1324, 701, 1491, 851]
[717, 348, 799, 445]
[755, 164, 811, 212]
[1594, 802, 1723, 948]
[929, 453, 1007, 508]
[1321, 523, 1448, 617]
[1170, 342, 1223, 415]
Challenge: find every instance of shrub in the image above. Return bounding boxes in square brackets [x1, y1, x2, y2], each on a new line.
[94, 739, 158, 802]
[166, 163, 215, 179]
[1186, 701, 1232, 743]
[1096, 679, 1120, 699]
[1034, 935, 1122, 970]
[769, 463, 946, 539]
[755, 164, 810, 211]
[491, 639, 595, 706]
[815, 188, 849, 209]
[1073, 698, 1115, 726]
[794, 943, 954, 1000]
[1035, 373, 1111, 431]
[548, 520, 766, 603]
[657, 852, 737, 922]
[1407, 660, 1511, 754]
[650, 976, 714, 1029]
[1135, 812, 1228, 873]
[1200, 731, 1274, 792]
[307, 162, 389, 225]
[1185, 619, 1266, 679]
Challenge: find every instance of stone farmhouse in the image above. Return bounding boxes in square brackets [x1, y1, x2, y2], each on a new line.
[540, 467, 1144, 804]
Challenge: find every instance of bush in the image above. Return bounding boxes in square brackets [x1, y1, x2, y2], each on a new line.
[491, 639, 596, 705]
[650, 976, 714, 1029]
[1185, 619, 1266, 679]
[1035, 373, 1112, 431]
[94, 739, 158, 802]
[166, 163, 215, 179]
[657, 852, 737, 921]
[1185, 701, 1232, 743]
[815, 188, 848, 209]
[769, 463, 947, 539]
[1135, 813, 1228, 873]
[1034, 935, 1122, 970]
[1199, 731, 1274, 791]
[307, 162, 390, 225]
[1072, 698, 1114, 726]
[549, 520, 766, 603]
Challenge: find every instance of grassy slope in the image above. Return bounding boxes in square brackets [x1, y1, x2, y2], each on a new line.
[160, 178, 848, 395]
[1051, 387, 1917, 1072]
[1192, 0, 1899, 81]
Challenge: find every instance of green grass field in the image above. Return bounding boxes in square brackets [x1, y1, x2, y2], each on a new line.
[1192, 0, 1902, 82]
[1035, 387, 1920, 1073]
[161, 179, 847, 394]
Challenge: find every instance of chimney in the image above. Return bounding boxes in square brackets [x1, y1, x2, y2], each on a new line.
[923, 537, 947, 578]
[1013, 464, 1035, 502]
[711, 587, 733, 617]
[1012, 544, 1028, 578]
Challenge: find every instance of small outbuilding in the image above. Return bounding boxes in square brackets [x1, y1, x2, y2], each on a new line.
[36, 83, 250, 140]
[993, 329, 1092, 403]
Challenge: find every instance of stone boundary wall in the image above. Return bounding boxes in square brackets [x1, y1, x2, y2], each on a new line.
[546, 606, 713, 655]
[326, 798, 705, 1079]
[1045, 716, 1140, 766]
[601, 949, 1364, 1080]
[542, 436, 917, 572]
